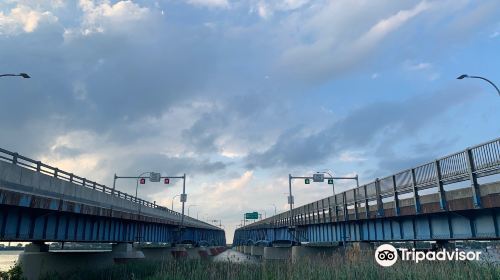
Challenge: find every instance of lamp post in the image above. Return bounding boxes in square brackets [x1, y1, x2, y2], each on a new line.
[171, 194, 180, 211]
[0, 73, 30, 79]
[457, 74, 499, 96]
[270, 204, 277, 215]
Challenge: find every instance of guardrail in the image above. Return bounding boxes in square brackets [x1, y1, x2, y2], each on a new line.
[243, 137, 500, 229]
[0, 147, 218, 229]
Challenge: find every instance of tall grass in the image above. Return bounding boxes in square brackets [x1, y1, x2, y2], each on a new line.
[38, 251, 500, 280]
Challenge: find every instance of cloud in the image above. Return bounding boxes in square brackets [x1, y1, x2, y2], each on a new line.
[277, 1, 432, 83]
[74, 0, 151, 36]
[0, 4, 57, 34]
[245, 86, 476, 169]
[186, 0, 229, 9]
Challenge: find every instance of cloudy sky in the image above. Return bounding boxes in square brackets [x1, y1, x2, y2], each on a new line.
[1, 0, 499, 242]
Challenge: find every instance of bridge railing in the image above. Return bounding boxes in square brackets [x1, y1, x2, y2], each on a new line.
[0, 148, 182, 216]
[243, 137, 500, 229]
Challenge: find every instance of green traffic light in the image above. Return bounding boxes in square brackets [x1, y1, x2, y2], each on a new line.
[305, 178, 310, 184]
[328, 179, 334, 184]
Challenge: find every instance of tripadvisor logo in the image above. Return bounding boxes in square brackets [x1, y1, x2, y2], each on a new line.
[375, 244, 482, 267]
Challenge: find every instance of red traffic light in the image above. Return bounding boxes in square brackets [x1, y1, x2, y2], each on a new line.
[139, 178, 146, 184]
[164, 178, 170, 184]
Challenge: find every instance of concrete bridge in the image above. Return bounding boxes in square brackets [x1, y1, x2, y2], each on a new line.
[233, 137, 500, 260]
[0, 148, 226, 278]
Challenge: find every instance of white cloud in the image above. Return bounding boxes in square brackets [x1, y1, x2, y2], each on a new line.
[278, 1, 432, 81]
[406, 61, 432, 70]
[186, 0, 229, 9]
[339, 151, 367, 162]
[490, 31, 499, 38]
[0, 4, 57, 35]
[75, 0, 151, 36]
[371, 72, 380, 79]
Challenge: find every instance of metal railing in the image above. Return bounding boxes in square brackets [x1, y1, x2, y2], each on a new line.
[0, 147, 218, 229]
[244, 137, 500, 229]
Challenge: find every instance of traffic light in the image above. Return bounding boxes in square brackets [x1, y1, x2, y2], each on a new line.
[139, 178, 146, 184]
[164, 178, 170, 184]
[328, 179, 334, 184]
[305, 178, 310, 184]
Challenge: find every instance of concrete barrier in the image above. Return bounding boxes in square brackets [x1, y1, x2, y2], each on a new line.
[186, 247, 202, 260]
[263, 247, 291, 261]
[112, 243, 145, 263]
[251, 246, 264, 257]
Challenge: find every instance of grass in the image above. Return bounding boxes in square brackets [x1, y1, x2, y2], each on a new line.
[34, 249, 500, 280]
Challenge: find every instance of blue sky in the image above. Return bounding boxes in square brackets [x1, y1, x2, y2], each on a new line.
[0, 0, 499, 242]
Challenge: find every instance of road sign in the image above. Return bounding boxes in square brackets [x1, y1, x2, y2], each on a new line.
[149, 172, 161, 182]
[305, 178, 310, 184]
[245, 212, 258, 220]
[328, 179, 334, 184]
[180, 194, 187, 202]
[164, 178, 170, 184]
[139, 178, 146, 184]
[313, 173, 324, 182]
[288, 195, 294, 204]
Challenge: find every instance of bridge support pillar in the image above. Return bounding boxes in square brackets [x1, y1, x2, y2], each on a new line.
[251, 246, 264, 257]
[263, 246, 291, 261]
[352, 242, 373, 251]
[19, 242, 114, 280]
[139, 245, 173, 261]
[112, 243, 145, 263]
[243, 245, 252, 254]
[434, 240, 455, 250]
[291, 245, 339, 262]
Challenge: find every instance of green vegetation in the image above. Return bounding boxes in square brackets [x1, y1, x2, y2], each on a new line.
[0, 262, 25, 280]
[37, 254, 499, 280]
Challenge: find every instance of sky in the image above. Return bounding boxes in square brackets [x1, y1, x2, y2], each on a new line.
[0, 0, 499, 243]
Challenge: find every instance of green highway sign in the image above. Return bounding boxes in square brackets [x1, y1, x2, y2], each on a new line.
[245, 212, 259, 220]
[328, 179, 334, 184]
[305, 178, 310, 184]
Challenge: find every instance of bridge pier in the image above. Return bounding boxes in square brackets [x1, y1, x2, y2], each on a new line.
[112, 243, 145, 263]
[243, 245, 252, 254]
[263, 246, 291, 261]
[251, 246, 264, 257]
[19, 242, 114, 280]
[139, 246, 173, 261]
[291, 245, 339, 262]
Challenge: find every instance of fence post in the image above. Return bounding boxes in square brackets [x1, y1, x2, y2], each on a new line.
[392, 175, 400, 216]
[434, 160, 447, 210]
[411, 169, 421, 214]
[465, 148, 481, 208]
[375, 178, 384, 217]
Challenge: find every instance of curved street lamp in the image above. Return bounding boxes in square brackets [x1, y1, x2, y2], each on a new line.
[457, 74, 499, 96]
[0, 73, 30, 79]
[171, 194, 180, 210]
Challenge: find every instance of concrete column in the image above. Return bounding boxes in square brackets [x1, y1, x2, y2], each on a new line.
[263, 247, 291, 261]
[112, 243, 145, 263]
[251, 246, 264, 257]
[352, 242, 373, 251]
[243, 245, 252, 254]
[291, 246, 337, 262]
[140, 246, 173, 261]
[19, 242, 114, 280]
[170, 246, 188, 259]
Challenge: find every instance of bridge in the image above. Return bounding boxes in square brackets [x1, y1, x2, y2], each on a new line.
[0, 147, 226, 278]
[233, 138, 500, 259]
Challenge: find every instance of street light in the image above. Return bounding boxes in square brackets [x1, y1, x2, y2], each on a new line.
[270, 204, 277, 215]
[171, 194, 180, 211]
[457, 74, 499, 96]
[0, 73, 30, 79]
[187, 204, 198, 217]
